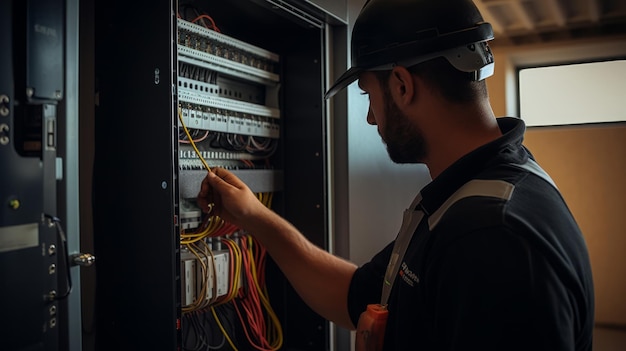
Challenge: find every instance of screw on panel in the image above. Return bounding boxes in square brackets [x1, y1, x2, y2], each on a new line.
[8, 198, 20, 210]
[46, 290, 57, 301]
[0, 95, 8, 120]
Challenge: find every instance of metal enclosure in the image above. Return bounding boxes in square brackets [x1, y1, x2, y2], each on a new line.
[91, 0, 347, 350]
[1, 0, 65, 350]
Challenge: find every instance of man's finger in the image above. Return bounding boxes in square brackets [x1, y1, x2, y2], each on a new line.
[209, 168, 248, 190]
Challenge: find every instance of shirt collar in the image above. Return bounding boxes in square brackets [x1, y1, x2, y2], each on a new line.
[419, 117, 529, 215]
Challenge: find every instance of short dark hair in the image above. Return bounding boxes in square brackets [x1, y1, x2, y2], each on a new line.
[374, 57, 488, 103]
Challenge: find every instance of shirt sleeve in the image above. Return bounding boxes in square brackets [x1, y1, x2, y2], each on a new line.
[346, 241, 395, 327]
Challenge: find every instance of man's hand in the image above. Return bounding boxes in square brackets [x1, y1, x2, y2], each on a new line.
[198, 168, 357, 330]
[197, 167, 267, 230]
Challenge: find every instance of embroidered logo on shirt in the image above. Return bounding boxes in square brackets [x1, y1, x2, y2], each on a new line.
[399, 262, 419, 287]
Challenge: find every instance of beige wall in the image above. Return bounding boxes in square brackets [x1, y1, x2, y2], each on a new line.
[488, 37, 626, 326]
[524, 125, 626, 325]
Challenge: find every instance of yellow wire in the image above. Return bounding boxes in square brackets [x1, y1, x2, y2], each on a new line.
[178, 107, 211, 172]
[180, 216, 227, 245]
[255, 192, 273, 209]
[180, 234, 208, 245]
[211, 307, 239, 351]
[207, 217, 225, 236]
[216, 238, 241, 305]
[198, 239, 218, 305]
[246, 236, 284, 349]
[182, 240, 224, 313]
[243, 194, 283, 347]
[179, 106, 281, 345]
[182, 243, 209, 312]
[267, 192, 273, 208]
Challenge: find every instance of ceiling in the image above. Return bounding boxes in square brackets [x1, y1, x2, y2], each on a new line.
[474, 0, 626, 46]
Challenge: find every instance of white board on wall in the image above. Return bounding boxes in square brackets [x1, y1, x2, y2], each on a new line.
[519, 59, 626, 126]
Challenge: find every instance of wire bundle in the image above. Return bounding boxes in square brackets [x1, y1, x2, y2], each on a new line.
[179, 130, 278, 157]
[182, 305, 233, 351]
[178, 108, 278, 161]
[228, 193, 282, 349]
[179, 128, 210, 145]
[179, 107, 282, 350]
[233, 235, 283, 351]
[179, 62, 218, 84]
[178, 6, 221, 33]
[180, 220, 283, 350]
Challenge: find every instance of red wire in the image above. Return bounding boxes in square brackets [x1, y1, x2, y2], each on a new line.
[191, 14, 221, 32]
[234, 235, 277, 350]
[212, 221, 238, 237]
[209, 234, 276, 349]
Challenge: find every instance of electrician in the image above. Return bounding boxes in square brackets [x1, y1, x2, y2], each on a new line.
[197, 0, 595, 349]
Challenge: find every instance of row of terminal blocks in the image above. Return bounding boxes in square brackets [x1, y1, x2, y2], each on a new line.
[180, 106, 280, 139]
[180, 207, 233, 307]
[177, 19, 279, 75]
[181, 249, 230, 307]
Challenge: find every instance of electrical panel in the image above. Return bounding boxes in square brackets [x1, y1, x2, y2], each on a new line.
[1, 0, 65, 350]
[92, 0, 341, 350]
[175, 19, 283, 349]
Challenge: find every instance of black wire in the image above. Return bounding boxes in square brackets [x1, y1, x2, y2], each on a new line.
[226, 134, 247, 152]
[209, 133, 223, 149]
[204, 308, 227, 350]
[191, 312, 208, 351]
[183, 308, 231, 351]
[183, 312, 206, 351]
[206, 131, 218, 144]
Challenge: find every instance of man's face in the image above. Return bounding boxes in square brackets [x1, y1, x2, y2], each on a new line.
[359, 72, 427, 164]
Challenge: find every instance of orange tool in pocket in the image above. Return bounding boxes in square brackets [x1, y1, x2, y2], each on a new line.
[355, 304, 388, 351]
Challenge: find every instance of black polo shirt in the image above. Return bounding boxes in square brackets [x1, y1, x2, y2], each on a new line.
[347, 117, 594, 350]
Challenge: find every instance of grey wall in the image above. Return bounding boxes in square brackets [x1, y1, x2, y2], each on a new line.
[327, 2, 432, 349]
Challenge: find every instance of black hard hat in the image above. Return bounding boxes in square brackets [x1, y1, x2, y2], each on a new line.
[325, 0, 495, 99]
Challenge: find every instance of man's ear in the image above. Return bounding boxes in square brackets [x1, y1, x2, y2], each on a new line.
[389, 66, 416, 105]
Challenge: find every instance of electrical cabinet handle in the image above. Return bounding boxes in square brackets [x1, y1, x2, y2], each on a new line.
[70, 253, 96, 267]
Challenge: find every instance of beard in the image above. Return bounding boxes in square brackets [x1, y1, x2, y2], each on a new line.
[381, 87, 427, 164]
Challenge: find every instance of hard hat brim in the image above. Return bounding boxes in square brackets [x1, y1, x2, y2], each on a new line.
[324, 66, 363, 100]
